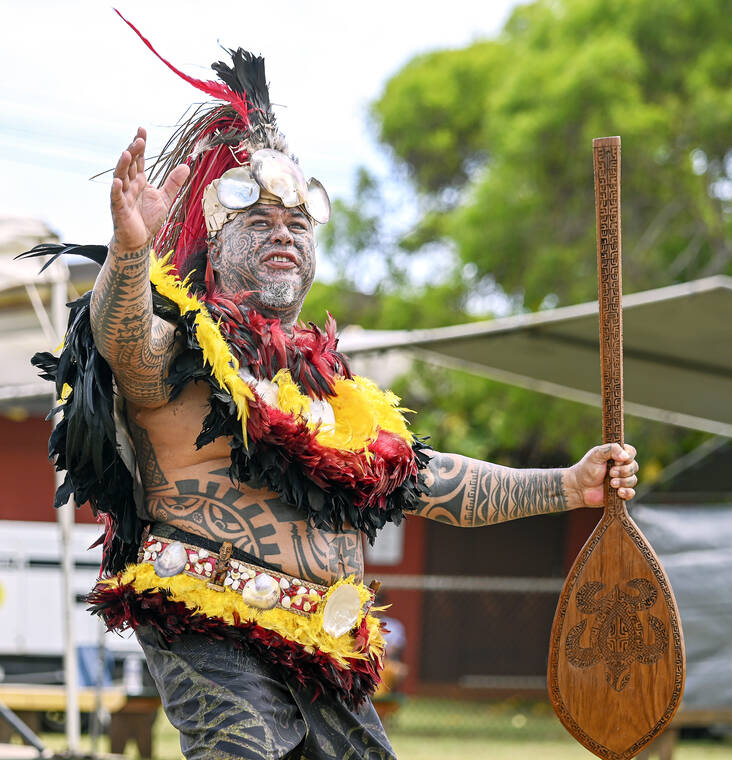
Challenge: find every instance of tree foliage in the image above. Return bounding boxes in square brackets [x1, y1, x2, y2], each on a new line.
[374, 0, 731, 309]
[304, 0, 726, 471]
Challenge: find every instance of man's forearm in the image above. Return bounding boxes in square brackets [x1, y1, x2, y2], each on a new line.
[90, 239, 173, 404]
[415, 451, 572, 527]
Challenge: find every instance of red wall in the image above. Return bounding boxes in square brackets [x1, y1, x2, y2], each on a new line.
[364, 516, 427, 692]
[0, 415, 95, 524]
[563, 507, 601, 573]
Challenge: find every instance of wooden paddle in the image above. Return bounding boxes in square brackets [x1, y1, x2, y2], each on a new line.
[547, 136, 686, 759]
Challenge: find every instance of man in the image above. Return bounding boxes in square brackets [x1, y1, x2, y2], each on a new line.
[33, 30, 638, 760]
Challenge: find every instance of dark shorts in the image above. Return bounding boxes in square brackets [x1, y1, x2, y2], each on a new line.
[137, 626, 396, 760]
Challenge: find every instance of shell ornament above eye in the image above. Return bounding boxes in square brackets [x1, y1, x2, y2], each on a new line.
[217, 167, 261, 209]
[305, 178, 331, 224]
[251, 149, 308, 208]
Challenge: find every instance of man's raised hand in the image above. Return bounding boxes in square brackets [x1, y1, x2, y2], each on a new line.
[110, 127, 190, 252]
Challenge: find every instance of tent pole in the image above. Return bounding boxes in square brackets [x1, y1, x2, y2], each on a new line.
[52, 262, 81, 753]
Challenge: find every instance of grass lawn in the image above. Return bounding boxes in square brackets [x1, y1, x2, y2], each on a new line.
[387, 698, 732, 760]
[32, 697, 732, 759]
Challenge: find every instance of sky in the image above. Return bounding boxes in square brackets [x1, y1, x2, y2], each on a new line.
[0, 0, 520, 252]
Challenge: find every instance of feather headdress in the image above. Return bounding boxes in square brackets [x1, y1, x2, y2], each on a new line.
[115, 10, 292, 274]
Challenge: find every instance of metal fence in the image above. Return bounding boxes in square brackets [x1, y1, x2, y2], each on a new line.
[372, 574, 566, 739]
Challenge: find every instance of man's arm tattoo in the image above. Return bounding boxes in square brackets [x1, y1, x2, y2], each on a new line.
[90, 245, 175, 404]
[416, 452, 568, 527]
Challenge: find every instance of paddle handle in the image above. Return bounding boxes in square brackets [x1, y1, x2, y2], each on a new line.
[593, 136, 624, 517]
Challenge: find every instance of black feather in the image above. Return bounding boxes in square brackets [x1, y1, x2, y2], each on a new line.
[32, 292, 144, 575]
[212, 49, 270, 112]
[15, 243, 108, 272]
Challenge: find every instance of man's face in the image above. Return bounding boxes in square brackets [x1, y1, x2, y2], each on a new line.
[209, 203, 316, 322]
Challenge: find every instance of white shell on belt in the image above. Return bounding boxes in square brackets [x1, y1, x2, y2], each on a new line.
[153, 541, 188, 577]
[322, 584, 362, 637]
[241, 573, 280, 609]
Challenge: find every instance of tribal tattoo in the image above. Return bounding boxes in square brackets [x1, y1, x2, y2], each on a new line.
[416, 452, 568, 527]
[145, 469, 363, 585]
[288, 523, 363, 585]
[126, 417, 168, 488]
[90, 243, 177, 405]
[146, 476, 281, 563]
[210, 205, 315, 330]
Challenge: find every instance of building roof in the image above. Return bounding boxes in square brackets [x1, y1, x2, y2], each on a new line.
[634, 437, 732, 504]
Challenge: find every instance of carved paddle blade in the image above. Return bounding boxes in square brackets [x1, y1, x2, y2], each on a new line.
[548, 513, 685, 758]
[547, 137, 685, 759]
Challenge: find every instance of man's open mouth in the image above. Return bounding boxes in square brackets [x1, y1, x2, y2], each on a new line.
[262, 252, 299, 269]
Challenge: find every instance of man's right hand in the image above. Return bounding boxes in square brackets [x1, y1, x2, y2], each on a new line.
[110, 127, 190, 252]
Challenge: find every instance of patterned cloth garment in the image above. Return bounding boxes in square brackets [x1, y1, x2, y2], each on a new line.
[137, 625, 396, 760]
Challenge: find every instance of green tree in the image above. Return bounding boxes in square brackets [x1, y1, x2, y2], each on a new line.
[305, 0, 726, 470]
[374, 0, 731, 309]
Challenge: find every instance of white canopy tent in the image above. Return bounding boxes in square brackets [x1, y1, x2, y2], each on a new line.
[339, 276, 732, 438]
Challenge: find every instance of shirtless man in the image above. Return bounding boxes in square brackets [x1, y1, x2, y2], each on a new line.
[86, 126, 639, 759]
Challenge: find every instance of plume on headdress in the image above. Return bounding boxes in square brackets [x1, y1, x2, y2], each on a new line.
[115, 10, 289, 273]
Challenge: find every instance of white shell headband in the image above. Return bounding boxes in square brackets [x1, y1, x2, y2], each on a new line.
[202, 149, 331, 236]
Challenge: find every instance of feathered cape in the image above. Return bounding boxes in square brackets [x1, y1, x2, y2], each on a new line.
[32, 254, 429, 574]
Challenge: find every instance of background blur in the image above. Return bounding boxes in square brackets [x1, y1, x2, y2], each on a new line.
[1, 0, 730, 757]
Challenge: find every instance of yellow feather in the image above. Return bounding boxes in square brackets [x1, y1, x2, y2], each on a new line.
[148, 252, 253, 440]
[105, 564, 384, 667]
[147, 252, 415, 454]
[273, 370, 311, 419]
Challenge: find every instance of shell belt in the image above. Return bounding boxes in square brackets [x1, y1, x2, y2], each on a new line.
[87, 532, 387, 706]
[139, 534, 376, 634]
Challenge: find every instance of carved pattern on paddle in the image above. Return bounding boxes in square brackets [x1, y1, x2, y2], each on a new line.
[548, 513, 685, 758]
[595, 141, 624, 461]
[565, 578, 668, 692]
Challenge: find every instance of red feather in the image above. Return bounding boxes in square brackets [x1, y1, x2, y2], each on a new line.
[87, 579, 382, 707]
[114, 10, 250, 121]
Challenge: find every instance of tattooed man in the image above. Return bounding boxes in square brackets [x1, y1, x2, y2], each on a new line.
[35, 35, 638, 760]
